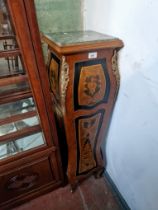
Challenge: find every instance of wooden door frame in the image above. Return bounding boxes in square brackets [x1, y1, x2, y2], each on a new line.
[5, 0, 63, 179]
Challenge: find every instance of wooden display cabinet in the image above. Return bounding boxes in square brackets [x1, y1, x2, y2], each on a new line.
[42, 31, 123, 190]
[0, 1, 63, 209]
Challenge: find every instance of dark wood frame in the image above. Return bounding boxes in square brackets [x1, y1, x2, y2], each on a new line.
[0, 0, 63, 208]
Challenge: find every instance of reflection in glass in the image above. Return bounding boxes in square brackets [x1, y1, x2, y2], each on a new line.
[0, 116, 39, 136]
[0, 0, 13, 35]
[0, 0, 25, 77]
[0, 1, 46, 160]
[0, 97, 35, 120]
[0, 81, 30, 96]
[0, 37, 17, 51]
[0, 56, 24, 78]
[0, 132, 45, 159]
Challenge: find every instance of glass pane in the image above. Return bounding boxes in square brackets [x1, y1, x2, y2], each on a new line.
[0, 1, 48, 157]
[0, 97, 35, 120]
[0, 0, 14, 36]
[0, 132, 45, 159]
[0, 116, 39, 136]
[0, 56, 24, 78]
[0, 37, 18, 51]
[0, 1, 25, 78]
[0, 81, 30, 97]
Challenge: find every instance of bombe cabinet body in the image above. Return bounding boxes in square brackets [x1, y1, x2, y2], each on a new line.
[42, 31, 123, 190]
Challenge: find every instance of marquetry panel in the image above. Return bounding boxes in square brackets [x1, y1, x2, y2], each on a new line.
[74, 59, 110, 110]
[48, 53, 60, 98]
[49, 58, 59, 96]
[76, 111, 104, 175]
[78, 64, 106, 106]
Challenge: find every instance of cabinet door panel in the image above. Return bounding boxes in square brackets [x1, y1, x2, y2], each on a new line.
[0, 0, 54, 152]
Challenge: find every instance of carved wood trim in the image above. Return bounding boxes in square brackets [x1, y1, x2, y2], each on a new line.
[59, 56, 69, 114]
[112, 50, 120, 92]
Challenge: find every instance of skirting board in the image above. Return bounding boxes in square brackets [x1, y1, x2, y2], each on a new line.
[104, 171, 131, 210]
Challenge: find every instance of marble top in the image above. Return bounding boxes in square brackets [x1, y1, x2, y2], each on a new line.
[44, 31, 117, 47]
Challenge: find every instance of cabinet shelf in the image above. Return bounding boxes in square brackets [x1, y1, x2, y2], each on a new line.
[0, 124, 41, 143]
[0, 90, 32, 105]
[0, 49, 20, 58]
[0, 74, 28, 86]
[0, 110, 37, 126]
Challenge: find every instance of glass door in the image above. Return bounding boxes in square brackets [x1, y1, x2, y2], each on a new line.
[0, 0, 45, 160]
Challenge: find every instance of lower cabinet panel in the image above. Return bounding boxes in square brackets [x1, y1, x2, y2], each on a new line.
[75, 110, 104, 176]
[0, 153, 60, 209]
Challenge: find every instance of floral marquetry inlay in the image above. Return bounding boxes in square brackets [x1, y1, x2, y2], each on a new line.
[78, 64, 106, 106]
[49, 58, 59, 97]
[78, 113, 101, 174]
[7, 172, 39, 191]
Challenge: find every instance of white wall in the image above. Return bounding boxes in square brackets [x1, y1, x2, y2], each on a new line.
[84, 1, 158, 210]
